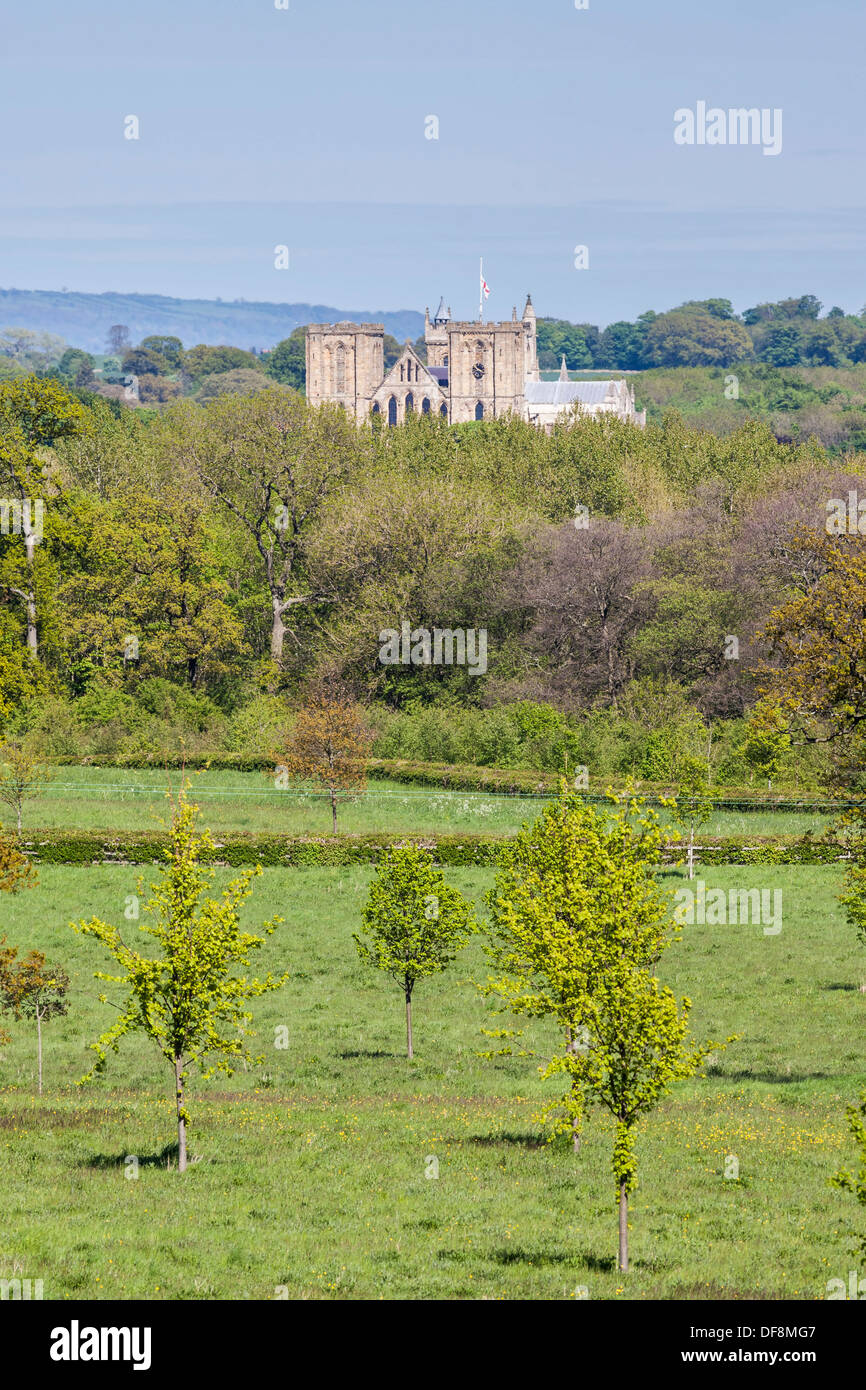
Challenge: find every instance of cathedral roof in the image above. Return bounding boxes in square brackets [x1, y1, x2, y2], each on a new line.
[524, 380, 623, 406]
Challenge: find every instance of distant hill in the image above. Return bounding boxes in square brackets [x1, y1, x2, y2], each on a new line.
[0, 289, 425, 354]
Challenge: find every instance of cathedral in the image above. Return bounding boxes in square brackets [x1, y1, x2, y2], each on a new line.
[305, 296, 646, 429]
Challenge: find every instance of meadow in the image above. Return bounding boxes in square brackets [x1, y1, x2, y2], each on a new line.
[1, 858, 863, 1300]
[10, 767, 832, 840]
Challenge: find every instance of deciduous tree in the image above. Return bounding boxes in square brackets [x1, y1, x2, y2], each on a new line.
[354, 843, 475, 1058]
[74, 791, 288, 1171]
[0, 743, 52, 836]
[0, 949, 69, 1094]
[278, 694, 372, 832]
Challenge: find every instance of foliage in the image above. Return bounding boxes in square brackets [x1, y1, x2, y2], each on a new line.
[354, 842, 476, 1055]
[0, 742, 52, 834]
[73, 790, 288, 1170]
[483, 784, 725, 1269]
[0, 946, 69, 1093]
[277, 694, 372, 832]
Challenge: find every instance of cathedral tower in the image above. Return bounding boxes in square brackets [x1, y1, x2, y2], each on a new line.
[305, 322, 384, 421]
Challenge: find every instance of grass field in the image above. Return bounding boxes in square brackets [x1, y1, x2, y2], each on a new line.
[9, 767, 833, 839]
[1, 860, 864, 1300]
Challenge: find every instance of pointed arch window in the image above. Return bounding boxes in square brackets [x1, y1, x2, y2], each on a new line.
[388, 396, 398, 427]
[475, 402, 484, 421]
[422, 398, 431, 415]
[405, 393, 414, 414]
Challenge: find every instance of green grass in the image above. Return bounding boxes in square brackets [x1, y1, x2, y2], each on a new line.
[10, 766, 832, 839]
[1, 862, 864, 1299]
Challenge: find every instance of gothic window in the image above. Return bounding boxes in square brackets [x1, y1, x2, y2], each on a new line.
[440, 403, 448, 419]
[444, 354, 449, 367]
[372, 402, 381, 415]
[475, 401, 484, 421]
[388, 396, 398, 426]
[335, 344, 346, 393]
[405, 393, 414, 414]
[422, 397, 431, 414]
[400, 363, 405, 382]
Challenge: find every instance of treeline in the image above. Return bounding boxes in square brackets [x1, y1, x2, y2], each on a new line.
[533, 295, 866, 372]
[0, 374, 861, 782]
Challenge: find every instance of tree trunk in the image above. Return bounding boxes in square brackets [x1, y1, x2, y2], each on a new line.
[24, 531, 38, 657]
[270, 596, 286, 663]
[618, 1179, 629, 1272]
[16, 802, 22, 836]
[565, 1026, 581, 1153]
[174, 1055, 188, 1172]
[405, 988, 413, 1060]
[330, 789, 338, 835]
[572, 1086, 582, 1154]
[36, 1009, 43, 1096]
[688, 828, 695, 880]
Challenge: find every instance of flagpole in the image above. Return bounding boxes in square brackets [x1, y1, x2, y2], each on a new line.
[479, 257, 483, 324]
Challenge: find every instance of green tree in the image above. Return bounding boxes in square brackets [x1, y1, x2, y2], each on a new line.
[354, 843, 476, 1058]
[643, 307, 753, 368]
[483, 787, 674, 1153]
[60, 485, 246, 690]
[0, 743, 52, 836]
[122, 347, 166, 378]
[740, 700, 791, 789]
[189, 389, 366, 664]
[74, 791, 288, 1171]
[484, 785, 723, 1268]
[0, 376, 88, 657]
[263, 328, 306, 391]
[182, 344, 259, 384]
[552, 947, 721, 1271]
[139, 336, 184, 370]
[0, 949, 69, 1094]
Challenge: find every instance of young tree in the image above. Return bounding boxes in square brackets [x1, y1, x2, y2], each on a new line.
[739, 700, 791, 790]
[484, 785, 727, 1266]
[279, 694, 372, 833]
[74, 791, 288, 1171]
[484, 786, 673, 1154]
[673, 764, 714, 880]
[0, 950, 69, 1094]
[547, 953, 723, 1272]
[354, 843, 476, 1058]
[0, 743, 52, 836]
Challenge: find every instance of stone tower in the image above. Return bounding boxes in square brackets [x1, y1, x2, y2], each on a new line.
[424, 297, 451, 369]
[443, 315, 527, 422]
[522, 294, 539, 383]
[305, 322, 384, 421]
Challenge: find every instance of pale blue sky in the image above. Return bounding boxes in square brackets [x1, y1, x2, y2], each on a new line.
[1, 0, 863, 323]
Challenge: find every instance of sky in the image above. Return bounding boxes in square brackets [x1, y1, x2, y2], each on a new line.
[1, 0, 864, 325]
